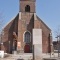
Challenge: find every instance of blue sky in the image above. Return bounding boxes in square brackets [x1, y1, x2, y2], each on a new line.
[0, 0, 60, 40]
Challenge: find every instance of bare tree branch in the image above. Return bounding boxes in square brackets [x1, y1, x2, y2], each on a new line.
[0, 12, 4, 32]
[55, 25, 60, 37]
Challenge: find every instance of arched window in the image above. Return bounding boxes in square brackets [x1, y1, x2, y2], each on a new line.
[25, 5, 30, 12]
[24, 32, 31, 43]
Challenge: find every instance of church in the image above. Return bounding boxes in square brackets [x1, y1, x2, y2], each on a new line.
[1, 0, 52, 55]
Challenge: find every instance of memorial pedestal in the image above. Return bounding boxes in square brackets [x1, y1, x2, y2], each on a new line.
[33, 29, 42, 60]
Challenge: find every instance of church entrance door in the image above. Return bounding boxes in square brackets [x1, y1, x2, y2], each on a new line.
[24, 44, 30, 53]
[24, 31, 31, 53]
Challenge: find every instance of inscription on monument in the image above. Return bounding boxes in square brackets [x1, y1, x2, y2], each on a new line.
[33, 29, 42, 44]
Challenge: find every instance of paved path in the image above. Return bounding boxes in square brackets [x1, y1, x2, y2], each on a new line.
[0, 53, 33, 60]
[0, 53, 60, 60]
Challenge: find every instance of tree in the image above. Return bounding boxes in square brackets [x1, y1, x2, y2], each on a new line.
[0, 12, 4, 50]
[0, 12, 4, 31]
[55, 26, 60, 37]
[55, 25, 60, 57]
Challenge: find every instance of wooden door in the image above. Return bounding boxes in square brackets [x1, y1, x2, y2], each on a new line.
[24, 44, 30, 53]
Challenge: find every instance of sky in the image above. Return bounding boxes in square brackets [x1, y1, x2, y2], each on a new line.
[0, 0, 60, 41]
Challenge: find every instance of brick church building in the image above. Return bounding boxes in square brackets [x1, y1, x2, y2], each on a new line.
[1, 0, 52, 54]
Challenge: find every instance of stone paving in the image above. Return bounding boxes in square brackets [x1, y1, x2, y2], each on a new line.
[0, 54, 15, 60]
[0, 53, 60, 60]
[42, 53, 60, 60]
[0, 53, 33, 60]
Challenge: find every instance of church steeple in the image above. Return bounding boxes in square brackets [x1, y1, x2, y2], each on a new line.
[19, 0, 36, 13]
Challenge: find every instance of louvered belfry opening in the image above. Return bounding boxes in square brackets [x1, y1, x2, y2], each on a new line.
[25, 5, 30, 12]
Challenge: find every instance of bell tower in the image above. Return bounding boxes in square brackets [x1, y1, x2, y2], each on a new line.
[19, 0, 36, 13]
[18, 0, 36, 52]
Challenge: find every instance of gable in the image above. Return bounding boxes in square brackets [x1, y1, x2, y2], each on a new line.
[3, 14, 19, 31]
[37, 16, 51, 31]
